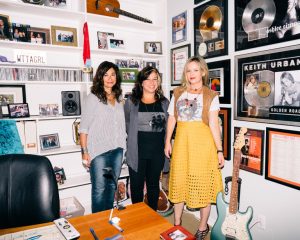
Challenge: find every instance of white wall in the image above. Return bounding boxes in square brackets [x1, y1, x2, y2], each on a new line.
[166, 1, 300, 239]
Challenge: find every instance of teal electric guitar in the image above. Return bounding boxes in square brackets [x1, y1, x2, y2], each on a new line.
[211, 127, 253, 240]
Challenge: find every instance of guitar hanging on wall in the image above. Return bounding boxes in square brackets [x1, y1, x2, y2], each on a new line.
[87, 0, 152, 24]
[211, 127, 253, 240]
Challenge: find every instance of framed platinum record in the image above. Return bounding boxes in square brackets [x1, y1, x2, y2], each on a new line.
[194, 0, 228, 59]
[235, 45, 300, 126]
[235, 0, 300, 51]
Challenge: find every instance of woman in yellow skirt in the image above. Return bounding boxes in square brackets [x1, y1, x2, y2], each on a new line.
[165, 56, 224, 240]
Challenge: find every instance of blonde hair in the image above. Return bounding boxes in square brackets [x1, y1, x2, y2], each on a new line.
[181, 56, 209, 89]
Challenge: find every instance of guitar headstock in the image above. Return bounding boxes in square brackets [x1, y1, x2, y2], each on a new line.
[234, 127, 247, 150]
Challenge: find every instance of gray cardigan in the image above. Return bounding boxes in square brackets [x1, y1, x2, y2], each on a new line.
[124, 97, 169, 172]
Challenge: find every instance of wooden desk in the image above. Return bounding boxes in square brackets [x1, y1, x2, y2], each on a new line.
[0, 202, 173, 239]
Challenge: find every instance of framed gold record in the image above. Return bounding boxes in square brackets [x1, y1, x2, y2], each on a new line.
[235, 45, 300, 126]
[194, 0, 228, 59]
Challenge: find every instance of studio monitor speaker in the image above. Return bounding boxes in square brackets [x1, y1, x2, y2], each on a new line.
[61, 91, 81, 116]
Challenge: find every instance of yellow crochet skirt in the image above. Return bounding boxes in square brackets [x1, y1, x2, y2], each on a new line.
[168, 121, 223, 208]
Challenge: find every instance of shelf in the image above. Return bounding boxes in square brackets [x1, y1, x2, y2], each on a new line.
[11, 115, 80, 122]
[39, 144, 81, 156]
[90, 48, 165, 58]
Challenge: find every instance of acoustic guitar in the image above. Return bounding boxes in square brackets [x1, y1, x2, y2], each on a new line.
[211, 127, 253, 240]
[87, 0, 152, 24]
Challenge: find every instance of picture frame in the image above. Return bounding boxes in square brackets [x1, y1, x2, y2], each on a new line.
[39, 133, 60, 151]
[0, 14, 12, 40]
[194, 0, 205, 4]
[0, 85, 26, 117]
[39, 104, 59, 116]
[29, 27, 51, 44]
[171, 44, 191, 86]
[207, 59, 231, 104]
[144, 41, 162, 54]
[97, 31, 114, 49]
[109, 38, 125, 49]
[234, 127, 264, 175]
[119, 68, 138, 83]
[8, 103, 30, 118]
[51, 25, 78, 47]
[54, 167, 66, 185]
[219, 108, 231, 160]
[45, 0, 68, 9]
[114, 176, 130, 203]
[12, 23, 30, 42]
[235, 0, 300, 51]
[235, 45, 300, 126]
[143, 60, 160, 70]
[194, 0, 228, 59]
[172, 11, 187, 44]
[266, 128, 300, 190]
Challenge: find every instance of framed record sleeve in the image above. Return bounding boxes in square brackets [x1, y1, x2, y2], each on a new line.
[235, 0, 300, 51]
[235, 45, 300, 126]
[194, 0, 228, 59]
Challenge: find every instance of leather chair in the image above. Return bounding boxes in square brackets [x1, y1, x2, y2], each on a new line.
[0, 154, 60, 229]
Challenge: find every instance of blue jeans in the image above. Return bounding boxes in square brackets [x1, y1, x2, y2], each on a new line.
[90, 148, 123, 213]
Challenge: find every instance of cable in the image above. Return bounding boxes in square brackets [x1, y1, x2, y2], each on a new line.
[249, 220, 260, 229]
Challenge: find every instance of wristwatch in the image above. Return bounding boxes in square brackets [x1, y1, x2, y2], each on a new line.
[217, 150, 223, 153]
[81, 147, 88, 154]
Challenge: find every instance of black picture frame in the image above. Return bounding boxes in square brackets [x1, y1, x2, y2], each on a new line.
[234, 127, 264, 175]
[0, 84, 26, 117]
[235, 45, 300, 126]
[8, 103, 30, 118]
[235, 0, 300, 51]
[265, 128, 300, 190]
[114, 176, 130, 203]
[54, 167, 66, 185]
[0, 14, 12, 40]
[194, 0, 228, 59]
[219, 108, 231, 160]
[171, 44, 191, 86]
[207, 59, 231, 104]
[194, 0, 205, 4]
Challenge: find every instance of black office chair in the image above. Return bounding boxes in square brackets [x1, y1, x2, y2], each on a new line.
[0, 154, 60, 229]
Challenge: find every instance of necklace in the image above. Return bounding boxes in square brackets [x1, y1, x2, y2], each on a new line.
[144, 101, 157, 127]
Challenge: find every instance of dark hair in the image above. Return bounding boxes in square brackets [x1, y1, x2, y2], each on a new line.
[91, 61, 122, 104]
[130, 66, 165, 105]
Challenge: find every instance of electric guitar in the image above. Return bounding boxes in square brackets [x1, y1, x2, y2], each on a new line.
[211, 127, 253, 240]
[87, 0, 152, 24]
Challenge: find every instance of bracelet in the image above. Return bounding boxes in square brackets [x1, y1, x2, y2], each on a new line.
[81, 147, 88, 154]
[217, 150, 223, 153]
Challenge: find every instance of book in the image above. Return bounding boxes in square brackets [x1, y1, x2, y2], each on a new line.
[160, 225, 196, 240]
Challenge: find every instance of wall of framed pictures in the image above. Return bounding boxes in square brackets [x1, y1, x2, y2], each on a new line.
[167, 0, 300, 239]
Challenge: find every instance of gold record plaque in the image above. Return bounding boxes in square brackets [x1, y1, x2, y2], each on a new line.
[194, 0, 227, 58]
[235, 0, 300, 51]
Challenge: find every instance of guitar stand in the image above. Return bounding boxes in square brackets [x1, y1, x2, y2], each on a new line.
[224, 176, 242, 210]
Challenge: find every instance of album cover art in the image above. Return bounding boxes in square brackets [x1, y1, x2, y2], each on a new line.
[235, 46, 300, 126]
[235, 0, 300, 51]
[194, 0, 228, 58]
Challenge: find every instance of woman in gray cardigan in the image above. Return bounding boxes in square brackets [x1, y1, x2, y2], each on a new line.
[124, 66, 169, 210]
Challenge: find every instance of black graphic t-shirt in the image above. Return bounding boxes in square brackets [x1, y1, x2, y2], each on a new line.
[138, 101, 165, 157]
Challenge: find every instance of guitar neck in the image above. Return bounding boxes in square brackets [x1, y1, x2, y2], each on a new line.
[113, 7, 152, 24]
[229, 150, 241, 214]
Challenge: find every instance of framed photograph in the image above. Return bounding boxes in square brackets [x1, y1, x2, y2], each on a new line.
[12, 23, 30, 42]
[207, 59, 231, 104]
[8, 103, 30, 118]
[0, 85, 26, 117]
[144, 41, 162, 54]
[235, 0, 300, 51]
[0, 14, 12, 40]
[109, 39, 125, 49]
[143, 60, 160, 70]
[171, 44, 191, 86]
[51, 25, 78, 47]
[45, 0, 68, 9]
[29, 27, 50, 44]
[172, 11, 187, 44]
[97, 31, 114, 49]
[194, 0, 228, 58]
[54, 167, 66, 185]
[234, 127, 264, 175]
[39, 133, 60, 151]
[266, 128, 300, 190]
[39, 104, 59, 116]
[119, 68, 138, 83]
[219, 108, 231, 160]
[235, 45, 300, 126]
[114, 176, 129, 203]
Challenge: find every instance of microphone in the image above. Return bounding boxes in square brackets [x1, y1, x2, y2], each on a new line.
[103, 167, 126, 210]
